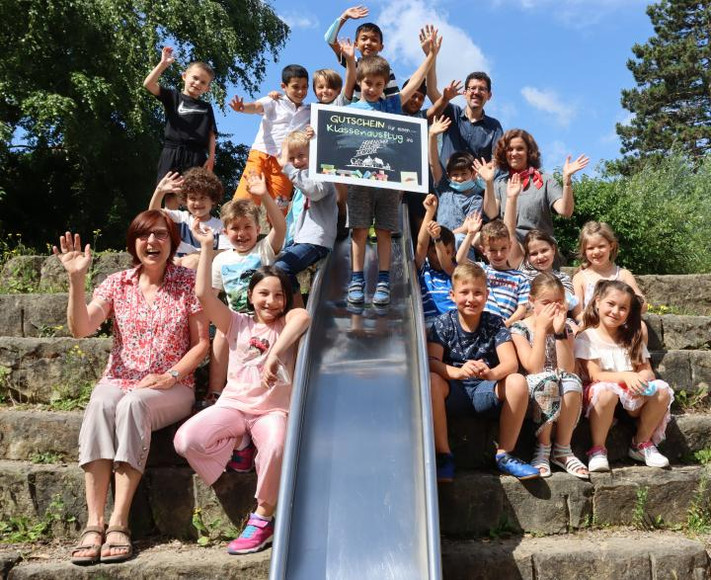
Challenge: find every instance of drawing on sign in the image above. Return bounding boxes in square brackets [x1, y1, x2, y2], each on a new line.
[348, 140, 393, 172]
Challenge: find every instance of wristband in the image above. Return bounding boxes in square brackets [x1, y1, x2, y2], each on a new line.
[553, 331, 568, 340]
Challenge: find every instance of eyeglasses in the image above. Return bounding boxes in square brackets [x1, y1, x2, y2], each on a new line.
[465, 86, 489, 94]
[137, 230, 170, 241]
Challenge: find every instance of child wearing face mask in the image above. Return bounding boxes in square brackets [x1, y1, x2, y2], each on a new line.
[428, 116, 498, 252]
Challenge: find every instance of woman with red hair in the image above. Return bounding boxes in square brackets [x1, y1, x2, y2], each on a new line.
[54, 210, 209, 565]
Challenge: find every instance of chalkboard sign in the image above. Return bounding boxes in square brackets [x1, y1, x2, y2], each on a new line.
[308, 104, 428, 193]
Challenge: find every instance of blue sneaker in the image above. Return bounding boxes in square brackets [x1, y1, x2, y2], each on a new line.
[437, 452, 455, 483]
[347, 280, 365, 304]
[496, 452, 540, 480]
[372, 281, 390, 305]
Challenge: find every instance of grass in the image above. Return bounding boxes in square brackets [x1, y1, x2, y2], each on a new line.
[0, 494, 76, 544]
[191, 507, 240, 547]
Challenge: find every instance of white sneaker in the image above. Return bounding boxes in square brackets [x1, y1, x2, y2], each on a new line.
[587, 448, 610, 472]
[629, 441, 670, 468]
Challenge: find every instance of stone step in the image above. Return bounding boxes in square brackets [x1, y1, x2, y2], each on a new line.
[1, 290, 710, 344]
[1, 406, 709, 470]
[0, 456, 707, 543]
[1, 336, 708, 404]
[441, 531, 710, 580]
[2, 530, 709, 579]
[439, 464, 709, 537]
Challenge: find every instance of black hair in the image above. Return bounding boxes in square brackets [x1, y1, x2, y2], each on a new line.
[445, 151, 475, 175]
[247, 265, 294, 315]
[355, 22, 383, 44]
[402, 77, 427, 96]
[282, 64, 309, 84]
[429, 225, 456, 250]
[464, 71, 492, 93]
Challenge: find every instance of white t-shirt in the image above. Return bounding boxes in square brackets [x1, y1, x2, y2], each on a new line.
[574, 327, 650, 372]
[164, 210, 231, 256]
[211, 237, 276, 312]
[251, 96, 310, 156]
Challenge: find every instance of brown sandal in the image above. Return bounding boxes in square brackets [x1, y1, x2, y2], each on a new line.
[70, 525, 105, 565]
[100, 525, 133, 563]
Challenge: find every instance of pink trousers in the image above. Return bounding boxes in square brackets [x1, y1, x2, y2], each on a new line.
[173, 405, 287, 506]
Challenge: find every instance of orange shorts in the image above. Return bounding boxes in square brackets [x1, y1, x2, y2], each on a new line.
[233, 149, 293, 215]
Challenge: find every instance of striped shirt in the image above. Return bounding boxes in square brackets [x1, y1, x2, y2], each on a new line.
[419, 259, 455, 321]
[479, 263, 530, 320]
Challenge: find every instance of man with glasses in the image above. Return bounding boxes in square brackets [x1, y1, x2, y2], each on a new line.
[429, 72, 503, 168]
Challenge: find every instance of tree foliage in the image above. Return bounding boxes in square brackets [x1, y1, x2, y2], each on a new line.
[0, 0, 288, 249]
[554, 152, 711, 275]
[615, 0, 711, 174]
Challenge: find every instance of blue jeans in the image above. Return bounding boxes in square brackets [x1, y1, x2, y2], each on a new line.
[274, 243, 330, 292]
[446, 379, 501, 418]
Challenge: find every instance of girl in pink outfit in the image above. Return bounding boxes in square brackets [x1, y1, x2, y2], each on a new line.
[174, 221, 310, 555]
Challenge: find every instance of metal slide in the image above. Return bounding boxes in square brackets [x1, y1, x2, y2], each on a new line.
[271, 214, 442, 579]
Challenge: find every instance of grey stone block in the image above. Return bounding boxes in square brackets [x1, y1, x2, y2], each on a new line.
[0, 337, 111, 403]
[591, 465, 705, 526]
[638, 274, 711, 316]
[659, 315, 711, 350]
[0, 294, 70, 338]
[37, 257, 68, 293]
[0, 257, 44, 294]
[89, 253, 133, 290]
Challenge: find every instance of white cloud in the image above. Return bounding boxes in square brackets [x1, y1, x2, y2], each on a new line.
[521, 86, 576, 127]
[487, 101, 518, 128]
[541, 140, 569, 169]
[376, 0, 490, 90]
[600, 111, 634, 143]
[492, 0, 648, 28]
[279, 12, 318, 30]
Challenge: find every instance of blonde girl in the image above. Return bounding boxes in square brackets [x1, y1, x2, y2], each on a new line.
[510, 273, 587, 479]
[572, 221, 646, 316]
[575, 280, 673, 472]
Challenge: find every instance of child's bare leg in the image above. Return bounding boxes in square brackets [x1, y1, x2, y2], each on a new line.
[555, 391, 582, 447]
[178, 253, 200, 270]
[374, 228, 392, 272]
[255, 501, 275, 518]
[430, 373, 451, 453]
[495, 373, 528, 453]
[537, 422, 553, 446]
[631, 388, 671, 443]
[350, 228, 368, 273]
[292, 292, 304, 309]
[208, 330, 229, 394]
[589, 389, 618, 448]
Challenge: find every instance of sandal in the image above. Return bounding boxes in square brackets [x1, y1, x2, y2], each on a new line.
[100, 525, 133, 564]
[70, 525, 105, 566]
[551, 444, 589, 480]
[531, 443, 552, 478]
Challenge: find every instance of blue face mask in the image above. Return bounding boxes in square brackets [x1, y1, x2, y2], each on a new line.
[449, 179, 475, 192]
[449, 177, 485, 192]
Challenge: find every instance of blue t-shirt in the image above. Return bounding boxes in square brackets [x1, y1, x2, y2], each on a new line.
[478, 263, 530, 320]
[428, 310, 511, 371]
[348, 94, 402, 115]
[440, 103, 502, 166]
[435, 178, 485, 233]
[419, 259, 455, 320]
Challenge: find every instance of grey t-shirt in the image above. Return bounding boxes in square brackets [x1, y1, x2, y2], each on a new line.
[494, 172, 563, 242]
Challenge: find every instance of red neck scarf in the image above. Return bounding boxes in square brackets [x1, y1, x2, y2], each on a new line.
[510, 167, 543, 190]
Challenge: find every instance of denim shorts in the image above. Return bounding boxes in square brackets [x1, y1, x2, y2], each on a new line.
[274, 243, 330, 292]
[446, 378, 501, 418]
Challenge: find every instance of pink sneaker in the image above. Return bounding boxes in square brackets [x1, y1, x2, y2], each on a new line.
[226, 443, 255, 473]
[227, 515, 274, 554]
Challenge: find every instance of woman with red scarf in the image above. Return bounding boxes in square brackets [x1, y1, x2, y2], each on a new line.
[492, 129, 589, 244]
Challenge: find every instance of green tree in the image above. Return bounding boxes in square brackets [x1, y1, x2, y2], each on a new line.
[616, 0, 711, 174]
[0, 0, 287, 249]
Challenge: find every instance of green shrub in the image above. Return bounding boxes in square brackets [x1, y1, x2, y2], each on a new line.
[553, 152, 711, 274]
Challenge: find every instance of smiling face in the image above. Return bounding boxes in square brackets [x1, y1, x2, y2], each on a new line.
[584, 234, 614, 269]
[135, 219, 173, 267]
[281, 77, 309, 106]
[181, 65, 212, 99]
[402, 90, 425, 115]
[506, 137, 529, 172]
[355, 29, 383, 57]
[359, 74, 387, 102]
[526, 239, 556, 272]
[248, 276, 286, 324]
[464, 78, 491, 113]
[482, 236, 511, 270]
[314, 79, 338, 104]
[595, 288, 632, 332]
[186, 192, 215, 221]
[450, 276, 488, 320]
[224, 216, 260, 253]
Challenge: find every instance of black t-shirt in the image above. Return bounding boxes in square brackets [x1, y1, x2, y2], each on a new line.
[157, 87, 217, 149]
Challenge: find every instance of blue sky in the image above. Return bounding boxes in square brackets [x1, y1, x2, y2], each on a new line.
[217, 0, 654, 176]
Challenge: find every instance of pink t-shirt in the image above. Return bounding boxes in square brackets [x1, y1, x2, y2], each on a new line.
[215, 311, 296, 415]
[92, 264, 203, 391]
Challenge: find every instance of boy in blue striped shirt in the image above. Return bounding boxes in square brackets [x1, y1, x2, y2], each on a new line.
[415, 195, 456, 328]
[457, 218, 529, 327]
